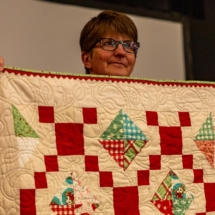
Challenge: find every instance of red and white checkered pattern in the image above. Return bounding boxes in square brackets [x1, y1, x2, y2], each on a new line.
[50, 204, 75, 215]
[100, 140, 124, 168]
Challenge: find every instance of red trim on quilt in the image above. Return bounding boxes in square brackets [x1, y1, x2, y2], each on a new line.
[3, 68, 215, 87]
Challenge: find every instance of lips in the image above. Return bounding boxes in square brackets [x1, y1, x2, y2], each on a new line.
[109, 62, 126, 67]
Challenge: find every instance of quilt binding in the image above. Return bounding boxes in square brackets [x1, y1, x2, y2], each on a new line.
[2, 66, 215, 87]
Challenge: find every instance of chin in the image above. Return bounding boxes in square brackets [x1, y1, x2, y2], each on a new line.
[104, 67, 130, 76]
[90, 69, 131, 77]
[108, 70, 131, 77]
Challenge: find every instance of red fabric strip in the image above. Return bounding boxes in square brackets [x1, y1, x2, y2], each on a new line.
[20, 189, 36, 215]
[4, 68, 215, 88]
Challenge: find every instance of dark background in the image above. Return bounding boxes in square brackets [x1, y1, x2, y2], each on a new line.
[42, 0, 215, 81]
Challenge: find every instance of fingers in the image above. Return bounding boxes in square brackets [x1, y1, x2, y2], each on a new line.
[0, 56, 5, 72]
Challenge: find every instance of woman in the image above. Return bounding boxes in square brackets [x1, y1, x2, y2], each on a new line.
[80, 10, 140, 76]
[0, 10, 140, 76]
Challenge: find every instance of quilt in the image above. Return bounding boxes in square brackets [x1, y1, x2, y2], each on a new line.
[0, 67, 215, 215]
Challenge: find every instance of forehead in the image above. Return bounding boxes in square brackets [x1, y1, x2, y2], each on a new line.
[98, 26, 132, 40]
[102, 33, 132, 41]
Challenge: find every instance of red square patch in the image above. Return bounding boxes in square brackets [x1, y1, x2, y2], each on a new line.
[83, 108, 97, 124]
[204, 183, 215, 212]
[100, 171, 113, 187]
[179, 112, 191, 126]
[159, 126, 183, 155]
[193, 169, 204, 183]
[34, 172, 47, 189]
[44, 155, 59, 172]
[55, 123, 84, 155]
[20, 189, 36, 215]
[137, 170, 150, 185]
[182, 154, 193, 169]
[85, 155, 99, 172]
[38, 106, 54, 123]
[149, 155, 161, 170]
[113, 186, 140, 215]
[146, 111, 159, 126]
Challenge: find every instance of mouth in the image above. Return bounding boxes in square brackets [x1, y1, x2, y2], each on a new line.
[109, 62, 126, 67]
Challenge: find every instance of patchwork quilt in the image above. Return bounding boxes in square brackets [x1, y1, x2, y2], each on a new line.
[1, 67, 215, 215]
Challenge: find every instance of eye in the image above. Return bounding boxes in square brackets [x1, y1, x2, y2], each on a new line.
[129, 42, 139, 52]
[123, 41, 135, 51]
[123, 42, 130, 49]
[103, 40, 115, 46]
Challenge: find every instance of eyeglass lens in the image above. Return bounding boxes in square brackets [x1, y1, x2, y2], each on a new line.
[100, 38, 139, 53]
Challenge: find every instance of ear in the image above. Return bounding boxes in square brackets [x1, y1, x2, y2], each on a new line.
[81, 51, 92, 70]
[0, 56, 4, 72]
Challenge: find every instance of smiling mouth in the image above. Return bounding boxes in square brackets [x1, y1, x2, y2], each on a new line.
[110, 62, 125, 67]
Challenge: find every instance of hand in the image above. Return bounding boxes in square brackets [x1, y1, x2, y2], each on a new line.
[0, 56, 5, 72]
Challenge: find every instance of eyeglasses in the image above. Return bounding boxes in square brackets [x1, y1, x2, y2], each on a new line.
[97, 38, 140, 54]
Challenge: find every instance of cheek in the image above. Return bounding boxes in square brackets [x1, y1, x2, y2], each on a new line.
[96, 51, 112, 63]
[103, 56, 112, 64]
[128, 56, 136, 68]
[93, 50, 110, 63]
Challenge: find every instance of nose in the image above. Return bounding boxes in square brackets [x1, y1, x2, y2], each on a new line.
[114, 43, 126, 56]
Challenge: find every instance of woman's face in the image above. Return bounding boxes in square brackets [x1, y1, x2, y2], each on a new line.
[81, 35, 136, 77]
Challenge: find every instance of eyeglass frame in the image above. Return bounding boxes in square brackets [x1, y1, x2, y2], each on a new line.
[94, 38, 140, 54]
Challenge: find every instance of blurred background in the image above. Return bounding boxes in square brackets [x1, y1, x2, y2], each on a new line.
[0, 0, 214, 81]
